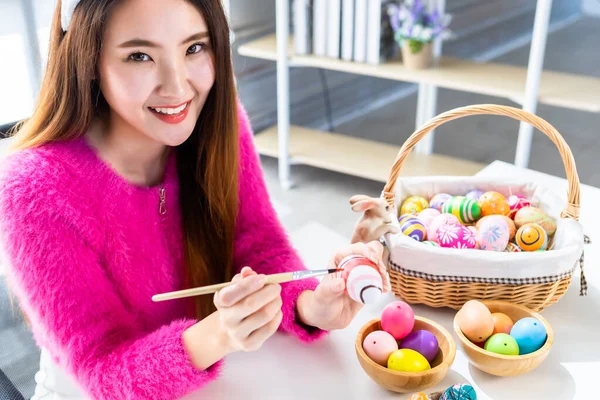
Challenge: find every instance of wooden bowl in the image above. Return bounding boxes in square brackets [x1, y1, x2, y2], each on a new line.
[355, 316, 456, 393]
[453, 300, 554, 377]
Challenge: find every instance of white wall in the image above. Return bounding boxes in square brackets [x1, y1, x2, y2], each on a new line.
[583, 0, 600, 16]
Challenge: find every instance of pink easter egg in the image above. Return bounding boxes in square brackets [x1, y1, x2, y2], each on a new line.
[363, 330, 399, 366]
[507, 195, 532, 219]
[418, 208, 441, 228]
[427, 214, 460, 243]
[381, 301, 415, 340]
[476, 216, 510, 251]
[436, 224, 477, 249]
[467, 226, 481, 249]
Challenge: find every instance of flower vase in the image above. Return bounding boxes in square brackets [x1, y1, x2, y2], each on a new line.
[401, 40, 433, 70]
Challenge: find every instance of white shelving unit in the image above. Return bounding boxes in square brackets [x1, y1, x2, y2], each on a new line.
[238, 0, 600, 188]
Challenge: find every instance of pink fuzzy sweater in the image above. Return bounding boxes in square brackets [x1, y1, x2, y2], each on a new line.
[0, 101, 325, 400]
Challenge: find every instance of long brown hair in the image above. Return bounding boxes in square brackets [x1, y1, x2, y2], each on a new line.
[9, 0, 238, 320]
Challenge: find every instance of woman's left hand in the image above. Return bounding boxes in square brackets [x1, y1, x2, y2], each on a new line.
[296, 241, 390, 331]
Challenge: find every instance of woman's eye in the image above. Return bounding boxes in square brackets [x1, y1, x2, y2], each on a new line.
[128, 52, 151, 62]
[187, 43, 205, 55]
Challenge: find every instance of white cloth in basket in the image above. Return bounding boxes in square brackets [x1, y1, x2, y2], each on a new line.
[383, 177, 585, 286]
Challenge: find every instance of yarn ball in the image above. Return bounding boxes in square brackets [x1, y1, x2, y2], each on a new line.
[440, 384, 478, 400]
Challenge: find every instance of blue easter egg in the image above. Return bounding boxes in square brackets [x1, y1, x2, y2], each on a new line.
[440, 384, 477, 400]
[510, 317, 547, 355]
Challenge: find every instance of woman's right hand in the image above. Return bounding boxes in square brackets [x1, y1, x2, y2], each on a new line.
[213, 267, 283, 353]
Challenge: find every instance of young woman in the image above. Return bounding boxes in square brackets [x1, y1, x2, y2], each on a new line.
[0, 1, 387, 399]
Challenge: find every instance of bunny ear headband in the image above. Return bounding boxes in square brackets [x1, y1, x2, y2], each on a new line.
[61, 0, 80, 32]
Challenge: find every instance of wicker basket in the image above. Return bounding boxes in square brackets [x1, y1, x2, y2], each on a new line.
[379, 104, 586, 312]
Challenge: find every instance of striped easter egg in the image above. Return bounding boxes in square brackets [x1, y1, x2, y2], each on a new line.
[442, 196, 482, 224]
[516, 223, 548, 251]
[400, 217, 427, 242]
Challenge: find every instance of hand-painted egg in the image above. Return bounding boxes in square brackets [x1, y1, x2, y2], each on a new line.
[437, 224, 477, 250]
[516, 223, 548, 251]
[400, 196, 430, 216]
[422, 240, 440, 247]
[362, 330, 398, 366]
[466, 226, 481, 249]
[408, 393, 431, 400]
[510, 317, 547, 354]
[399, 330, 439, 362]
[507, 195, 532, 219]
[504, 242, 522, 252]
[400, 217, 427, 241]
[418, 208, 441, 228]
[381, 301, 415, 340]
[475, 216, 509, 252]
[479, 191, 510, 217]
[514, 206, 557, 235]
[440, 384, 477, 400]
[465, 189, 484, 202]
[427, 214, 460, 243]
[387, 349, 431, 372]
[429, 193, 452, 212]
[491, 312, 514, 335]
[442, 196, 482, 224]
[457, 300, 494, 343]
[484, 333, 519, 355]
[477, 215, 516, 241]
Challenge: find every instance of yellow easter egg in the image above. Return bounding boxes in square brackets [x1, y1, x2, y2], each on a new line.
[387, 349, 431, 372]
[516, 223, 548, 251]
[400, 196, 429, 216]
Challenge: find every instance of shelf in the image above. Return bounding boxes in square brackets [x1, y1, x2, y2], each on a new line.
[238, 34, 600, 113]
[254, 125, 485, 182]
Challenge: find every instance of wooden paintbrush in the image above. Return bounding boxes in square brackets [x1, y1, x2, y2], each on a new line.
[152, 268, 339, 302]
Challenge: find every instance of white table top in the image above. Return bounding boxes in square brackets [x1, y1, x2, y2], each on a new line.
[184, 161, 599, 400]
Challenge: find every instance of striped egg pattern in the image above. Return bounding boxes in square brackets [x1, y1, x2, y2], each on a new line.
[516, 223, 548, 251]
[442, 196, 482, 224]
[400, 217, 427, 242]
[345, 265, 383, 304]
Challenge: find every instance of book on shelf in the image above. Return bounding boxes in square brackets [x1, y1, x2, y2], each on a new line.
[293, 0, 312, 55]
[341, 0, 355, 61]
[353, 0, 367, 62]
[312, 0, 327, 56]
[366, 0, 398, 65]
[326, 0, 342, 58]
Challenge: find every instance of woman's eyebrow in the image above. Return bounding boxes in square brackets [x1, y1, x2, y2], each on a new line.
[118, 31, 209, 48]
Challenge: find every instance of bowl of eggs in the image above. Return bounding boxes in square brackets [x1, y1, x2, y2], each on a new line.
[355, 301, 456, 393]
[453, 299, 553, 376]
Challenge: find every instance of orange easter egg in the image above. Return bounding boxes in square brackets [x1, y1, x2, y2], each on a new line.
[479, 191, 510, 217]
[516, 223, 548, 251]
[457, 300, 494, 343]
[491, 312, 514, 335]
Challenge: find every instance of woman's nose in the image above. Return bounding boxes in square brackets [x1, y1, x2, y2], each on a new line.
[158, 62, 186, 99]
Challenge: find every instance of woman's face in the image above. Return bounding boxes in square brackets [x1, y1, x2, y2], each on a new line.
[98, 0, 215, 146]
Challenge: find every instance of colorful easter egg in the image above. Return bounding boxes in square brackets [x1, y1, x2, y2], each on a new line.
[387, 349, 431, 372]
[429, 193, 452, 212]
[484, 333, 519, 356]
[363, 330, 398, 366]
[476, 215, 509, 252]
[381, 301, 415, 340]
[457, 300, 494, 343]
[504, 242, 522, 253]
[479, 191, 510, 217]
[440, 384, 477, 400]
[422, 240, 440, 247]
[465, 189, 484, 202]
[400, 196, 430, 216]
[477, 215, 516, 241]
[437, 224, 477, 250]
[510, 317, 547, 355]
[507, 195, 532, 219]
[442, 196, 482, 224]
[418, 208, 441, 228]
[408, 393, 431, 400]
[400, 217, 427, 242]
[427, 214, 460, 243]
[339, 256, 383, 304]
[491, 313, 514, 335]
[514, 206, 557, 236]
[466, 227, 481, 249]
[399, 330, 439, 362]
[516, 223, 548, 252]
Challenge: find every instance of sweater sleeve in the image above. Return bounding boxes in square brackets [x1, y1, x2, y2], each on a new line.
[0, 167, 220, 400]
[232, 100, 327, 343]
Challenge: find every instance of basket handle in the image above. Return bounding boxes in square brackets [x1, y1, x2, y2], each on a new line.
[382, 104, 581, 220]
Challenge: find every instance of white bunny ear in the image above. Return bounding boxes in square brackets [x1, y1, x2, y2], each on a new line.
[61, 0, 82, 32]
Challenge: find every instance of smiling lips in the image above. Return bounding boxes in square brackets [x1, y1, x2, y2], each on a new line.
[149, 101, 191, 124]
